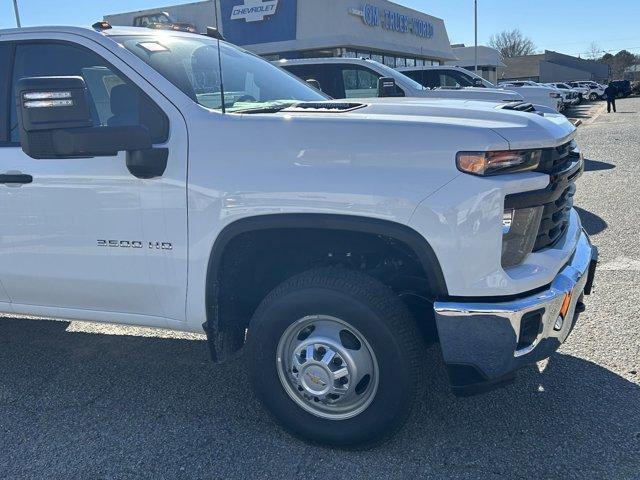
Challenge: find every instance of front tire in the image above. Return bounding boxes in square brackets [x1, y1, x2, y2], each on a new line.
[246, 268, 423, 447]
[589, 92, 599, 101]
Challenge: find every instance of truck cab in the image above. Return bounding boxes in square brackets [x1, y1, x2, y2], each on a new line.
[0, 25, 597, 448]
[275, 57, 524, 103]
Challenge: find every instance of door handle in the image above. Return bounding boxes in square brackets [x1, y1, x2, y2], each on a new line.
[0, 173, 33, 184]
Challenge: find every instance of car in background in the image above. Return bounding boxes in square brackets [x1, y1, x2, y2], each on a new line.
[497, 80, 564, 112]
[546, 83, 581, 107]
[543, 84, 572, 111]
[548, 82, 587, 103]
[275, 58, 524, 103]
[394, 66, 561, 112]
[569, 81, 605, 101]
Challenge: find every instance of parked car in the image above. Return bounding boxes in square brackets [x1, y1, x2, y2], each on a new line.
[608, 80, 632, 98]
[544, 84, 572, 111]
[392, 66, 561, 111]
[0, 24, 597, 447]
[547, 82, 585, 104]
[569, 81, 605, 101]
[276, 58, 524, 103]
[497, 80, 564, 112]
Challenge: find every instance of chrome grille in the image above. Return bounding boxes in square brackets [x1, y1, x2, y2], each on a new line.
[532, 142, 581, 251]
[533, 183, 576, 251]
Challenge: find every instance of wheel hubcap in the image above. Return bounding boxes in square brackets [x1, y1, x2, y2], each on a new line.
[276, 315, 379, 420]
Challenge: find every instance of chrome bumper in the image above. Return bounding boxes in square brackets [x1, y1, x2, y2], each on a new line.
[434, 230, 596, 394]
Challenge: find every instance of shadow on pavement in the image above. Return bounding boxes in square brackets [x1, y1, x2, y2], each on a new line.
[575, 206, 608, 235]
[566, 105, 599, 119]
[0, 317, 638, 479]
[583, 158, 615, 172]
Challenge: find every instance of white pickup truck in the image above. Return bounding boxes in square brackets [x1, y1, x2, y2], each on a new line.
[399, 66, 563, 112]
[0, 25, 597, 447]
[275, 57, 524, 103]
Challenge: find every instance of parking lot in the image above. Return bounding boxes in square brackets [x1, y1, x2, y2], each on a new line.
[0, 98, 639, 480]
[565, 99, 607, 125]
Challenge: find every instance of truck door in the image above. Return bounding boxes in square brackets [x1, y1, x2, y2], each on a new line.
[0, 43, 14, 304]
[0, 37, 188, 324]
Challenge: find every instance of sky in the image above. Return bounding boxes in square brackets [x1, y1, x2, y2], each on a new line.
[1, 0, 639, 57]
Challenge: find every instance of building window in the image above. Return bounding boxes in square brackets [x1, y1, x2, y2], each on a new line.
[371, 53, 383, 63]
[383, 56, 396, 68]
[344, 50, 357, 58]
[406, 58, 416, 67]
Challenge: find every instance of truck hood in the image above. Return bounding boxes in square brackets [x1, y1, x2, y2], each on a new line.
[411, 86, 524, 103]
[283, 98, 576, 150]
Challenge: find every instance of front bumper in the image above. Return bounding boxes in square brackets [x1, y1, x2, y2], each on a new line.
[434, 230, 597, 396]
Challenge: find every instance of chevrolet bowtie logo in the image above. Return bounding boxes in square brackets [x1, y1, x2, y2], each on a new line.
[306, 371, 327, 387]
[231, 0, 278, 22]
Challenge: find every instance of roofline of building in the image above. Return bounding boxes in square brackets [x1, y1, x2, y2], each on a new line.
[104, 0, 212, 18]
[243, 35, 459, 61]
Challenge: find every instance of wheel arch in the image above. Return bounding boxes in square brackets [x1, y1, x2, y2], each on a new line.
[203, 214, 448, 361]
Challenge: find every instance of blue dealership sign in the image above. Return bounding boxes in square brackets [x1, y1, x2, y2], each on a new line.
[357, 3, 434, 39]
[220, 0, 297, 45]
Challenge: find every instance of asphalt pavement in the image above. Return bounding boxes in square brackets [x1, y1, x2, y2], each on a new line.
[0, 98, 639, 480]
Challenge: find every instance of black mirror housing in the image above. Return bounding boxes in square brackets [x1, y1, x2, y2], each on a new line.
[377, 77, 404, 97]
[52, 126, 152, 157]
[15, 76, 152, 159]
[306, 78, 322, 91]
[16, 76, 92, 132]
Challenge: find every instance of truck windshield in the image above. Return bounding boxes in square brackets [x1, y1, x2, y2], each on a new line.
[459, 69, 496, 88]
[114, 35, 327, 112]
[365, 60, 426, 91]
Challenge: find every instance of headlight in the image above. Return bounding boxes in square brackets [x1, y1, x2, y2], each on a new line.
[550, 92, 561, 98]
[456, 150, 542, 176]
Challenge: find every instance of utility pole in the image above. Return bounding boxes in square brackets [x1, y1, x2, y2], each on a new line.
[474, 0, 478, 73]
[13, 0, 22, 27]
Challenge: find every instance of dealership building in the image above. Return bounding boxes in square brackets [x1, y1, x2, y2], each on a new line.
[501, 50, 610, 83]
[105, 0, 458, 67]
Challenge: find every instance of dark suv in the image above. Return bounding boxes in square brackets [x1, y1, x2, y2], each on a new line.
[609, 80, 632, 98]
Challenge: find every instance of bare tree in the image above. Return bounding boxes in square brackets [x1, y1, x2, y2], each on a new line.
[489, 29, 536, 58]
[587, 42, 602, 60]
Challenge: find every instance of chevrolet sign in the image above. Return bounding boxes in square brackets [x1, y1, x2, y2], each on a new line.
[231, 0, 278, 22]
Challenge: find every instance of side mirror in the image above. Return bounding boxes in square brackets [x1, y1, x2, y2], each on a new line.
[306, 78, 322, 91]
[377, 77, 404, 97]
[15, 76, 152, 159]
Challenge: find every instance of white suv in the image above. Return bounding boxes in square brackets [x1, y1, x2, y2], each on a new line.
[275, 58, 524, 103]
[569, 81, 605, 101]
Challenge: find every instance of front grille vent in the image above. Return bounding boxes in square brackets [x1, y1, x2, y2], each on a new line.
[532, 142, 581, 251]
[533, 184, 576, 251]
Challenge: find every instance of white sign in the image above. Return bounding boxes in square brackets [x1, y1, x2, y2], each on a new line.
[231, 0, 278, 22]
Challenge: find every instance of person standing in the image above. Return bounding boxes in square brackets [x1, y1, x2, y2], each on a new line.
[604, 83, 618, 113]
